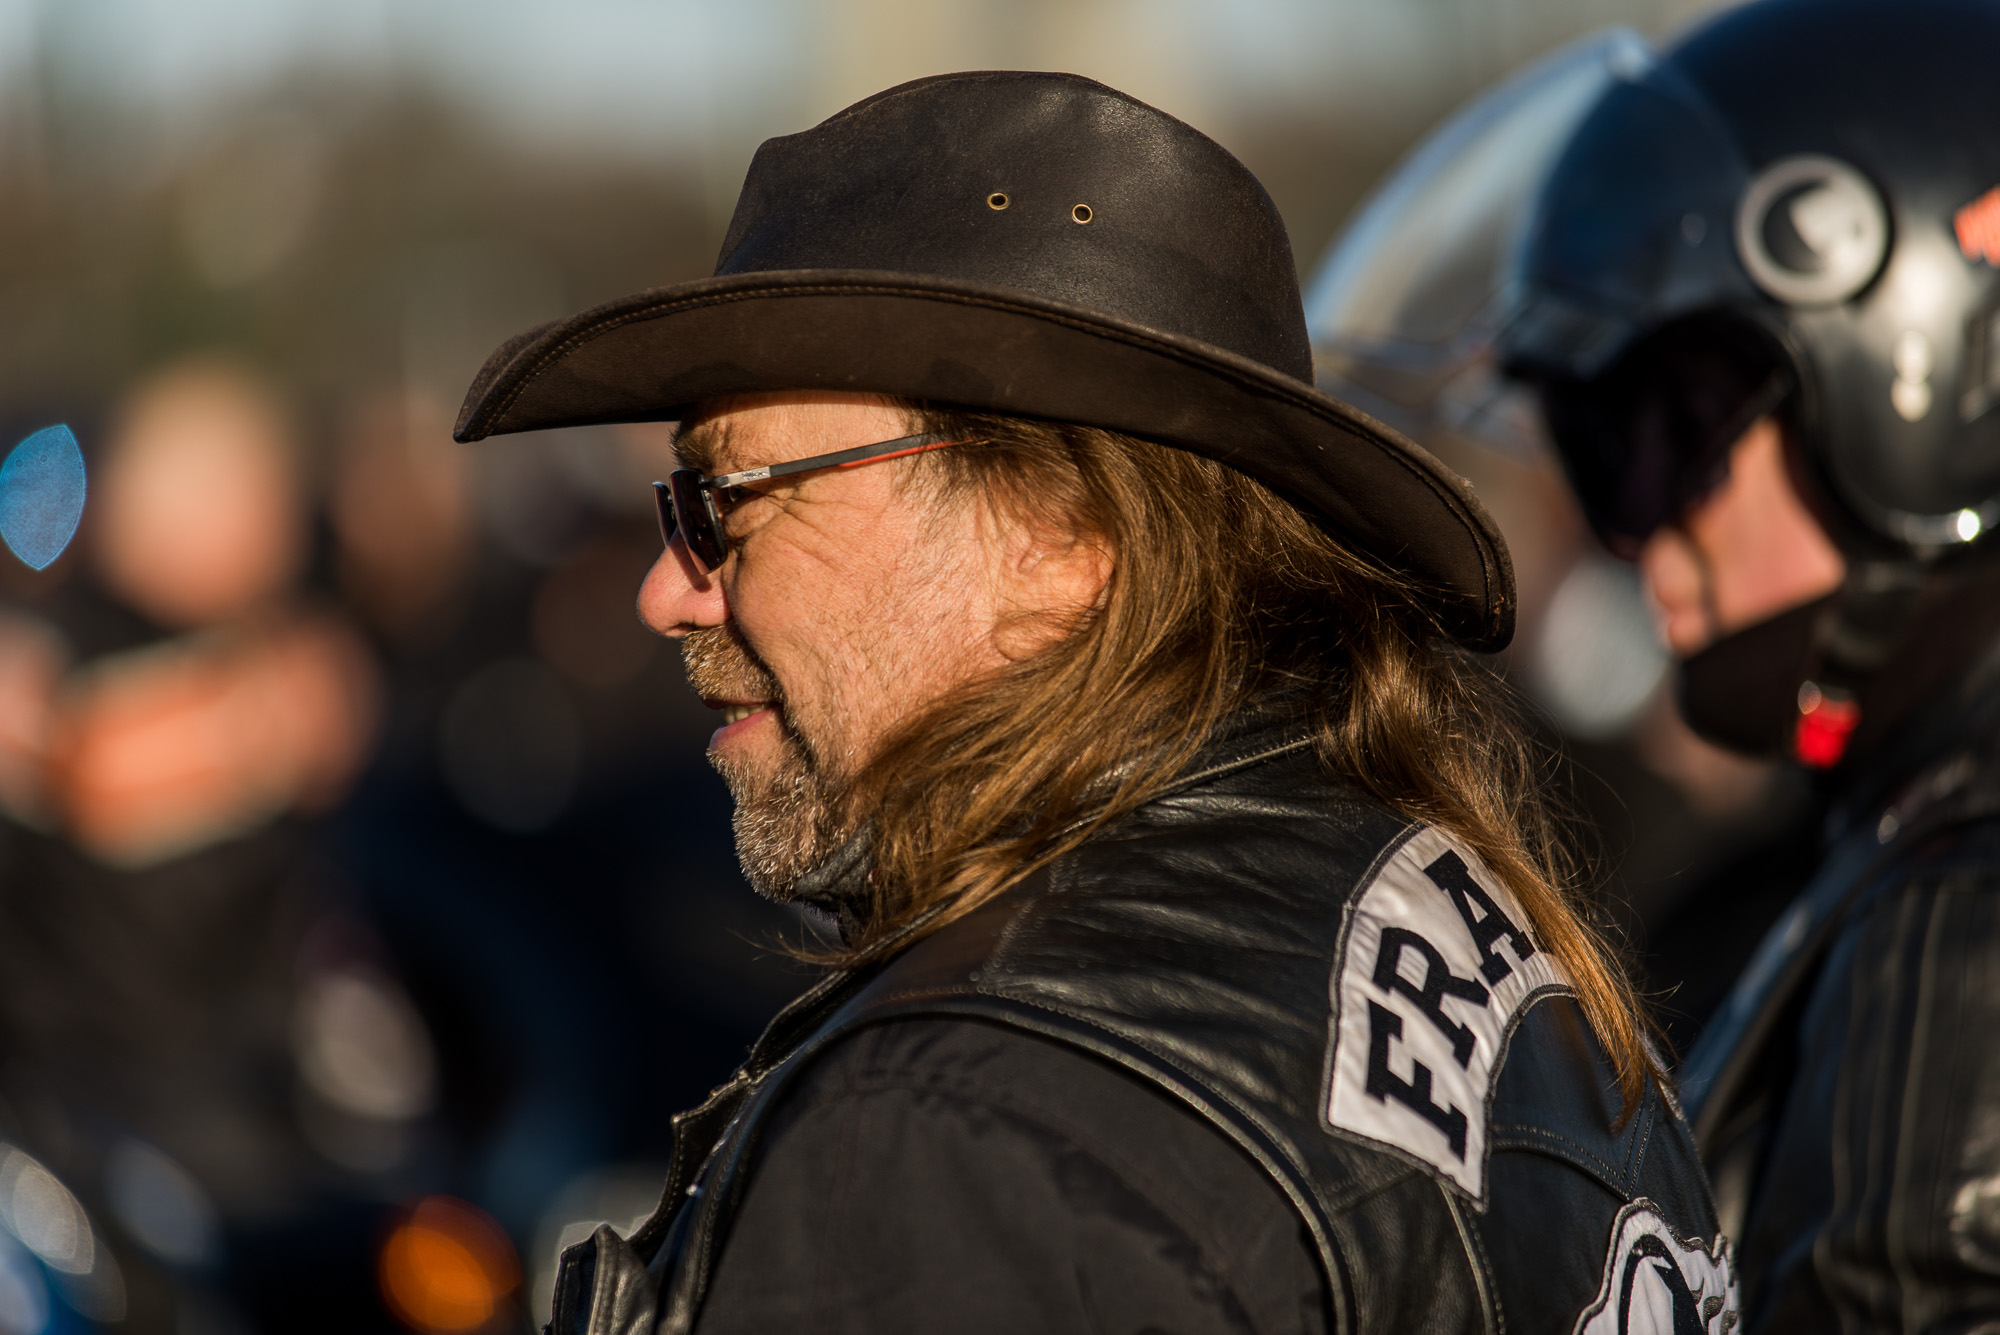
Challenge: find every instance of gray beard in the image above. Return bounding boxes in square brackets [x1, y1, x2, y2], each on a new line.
[683, 624, 851, 901]
[710, 726, 850, 901]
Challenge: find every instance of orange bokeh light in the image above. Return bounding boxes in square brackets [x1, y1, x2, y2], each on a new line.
[379, 1197, 521, 1334]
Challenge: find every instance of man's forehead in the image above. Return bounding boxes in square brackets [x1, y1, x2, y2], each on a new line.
[673, 393, 914, 475]
[673, 408, 786, 475]
[670, 415, 726, 474]
[671, 402, 805, 476]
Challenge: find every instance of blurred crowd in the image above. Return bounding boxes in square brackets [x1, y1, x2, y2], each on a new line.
[0, 342, 820, 1332]
[0, 7, 1776, 1332]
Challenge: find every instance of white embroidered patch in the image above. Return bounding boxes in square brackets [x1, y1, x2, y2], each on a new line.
[1323, 825, 1569, 1198]
[1574, 1200, 1738, 1335]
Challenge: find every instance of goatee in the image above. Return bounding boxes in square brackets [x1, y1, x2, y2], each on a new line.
[681, 625, 850, 900]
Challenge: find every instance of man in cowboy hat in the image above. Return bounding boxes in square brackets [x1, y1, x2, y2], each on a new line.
[459, 72, 1728, 1334]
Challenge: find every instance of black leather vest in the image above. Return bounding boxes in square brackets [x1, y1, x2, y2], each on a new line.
[553, 722, 1733, 1335]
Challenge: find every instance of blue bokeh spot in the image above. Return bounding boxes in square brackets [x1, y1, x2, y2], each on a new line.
[0, 426, 87, 572]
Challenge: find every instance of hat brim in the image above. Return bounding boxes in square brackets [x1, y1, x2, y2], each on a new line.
[453, 269, 1514, 650]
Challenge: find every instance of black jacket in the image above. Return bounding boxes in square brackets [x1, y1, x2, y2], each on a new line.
[557, 717, 1732, 1333]
[1682, 659, 2000, 1332]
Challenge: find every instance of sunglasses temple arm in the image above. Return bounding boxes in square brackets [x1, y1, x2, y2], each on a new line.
[827, 435, 978, 471]
[714, 433, 978, 487]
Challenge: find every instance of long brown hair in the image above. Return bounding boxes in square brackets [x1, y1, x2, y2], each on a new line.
[829, 406, 1654, 1111]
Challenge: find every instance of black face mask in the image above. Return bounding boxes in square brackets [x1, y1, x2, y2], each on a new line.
[1536, 316, 1794, 558]
[1678, 557, 2000, 775]
[1677, 597, 1832, 757]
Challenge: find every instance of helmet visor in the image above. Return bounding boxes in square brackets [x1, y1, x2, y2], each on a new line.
[1304, 29, 1654, 459]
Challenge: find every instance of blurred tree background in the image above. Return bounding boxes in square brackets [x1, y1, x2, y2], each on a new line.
[0, 0, 1729, 420]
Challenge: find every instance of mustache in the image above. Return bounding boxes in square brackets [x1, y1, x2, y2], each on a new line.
[681, 623, 782, 706]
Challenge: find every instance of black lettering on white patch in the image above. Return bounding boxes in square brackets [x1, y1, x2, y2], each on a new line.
[1573, 1200, 1738, 1335]
[1425, 849, 1538, 984]
[1373, 927, 1488, 1067]
[1324, 826, 1571, 1198]
[1364, 1001, 1469, 1158]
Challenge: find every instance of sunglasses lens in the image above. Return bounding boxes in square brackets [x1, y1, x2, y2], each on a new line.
[653, 481, 677, 548]
[668, 469, 728, 572]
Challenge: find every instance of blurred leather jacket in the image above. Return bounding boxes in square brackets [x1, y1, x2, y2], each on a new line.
[553, 713, 1732, 1334]
[1682, 603, 2000, 1331]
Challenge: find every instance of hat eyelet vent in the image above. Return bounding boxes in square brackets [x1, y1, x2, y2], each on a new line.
[986, 192, 1010, 211]
[1071, 203, 1093, 224]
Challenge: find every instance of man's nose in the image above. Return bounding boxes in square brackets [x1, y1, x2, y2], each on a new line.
[639, 535, 727, 637]
[1636, 528, 1714, 658]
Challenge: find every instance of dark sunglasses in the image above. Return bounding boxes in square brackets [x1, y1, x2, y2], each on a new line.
[1540, 318, 1793, 555]
[654, 431, 980, 573]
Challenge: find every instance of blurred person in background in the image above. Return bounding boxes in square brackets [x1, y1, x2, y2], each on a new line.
[0, 356, 443, 1331]
[1346, 0, 2000, 1327]
[1510, 3, 2000, 1328]
[324, 381, 813, 1327]
[456, 72, 1731, 1334]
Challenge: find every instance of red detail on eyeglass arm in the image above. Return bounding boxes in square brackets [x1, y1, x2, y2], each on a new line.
[1793, 692, 1861, 769]
[829, 436, 981, 470]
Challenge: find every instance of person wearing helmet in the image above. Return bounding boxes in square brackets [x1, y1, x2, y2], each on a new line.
[1314, 0, 2000, 1328]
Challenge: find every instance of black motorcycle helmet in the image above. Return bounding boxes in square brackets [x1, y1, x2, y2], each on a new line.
[1506, 0, 2000, 560]
[1308, 0, 2000, 765]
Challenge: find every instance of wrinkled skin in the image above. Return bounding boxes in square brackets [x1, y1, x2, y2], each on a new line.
[638, 392, 1107, 897]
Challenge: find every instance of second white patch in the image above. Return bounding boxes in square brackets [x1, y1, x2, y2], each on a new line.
[1573, 1200, 1738, 1335]
[1323, 825, 1570, 1199]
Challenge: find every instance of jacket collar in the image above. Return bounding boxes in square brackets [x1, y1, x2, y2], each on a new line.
[1150, 700, 1318, 801]
[783, 698, 1319, 936]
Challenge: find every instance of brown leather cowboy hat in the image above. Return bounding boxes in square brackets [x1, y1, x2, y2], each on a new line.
[454, 71, 1515, 650]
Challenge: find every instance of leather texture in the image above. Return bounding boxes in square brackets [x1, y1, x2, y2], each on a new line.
[450, 71, 1515, 651]
[690, 1017, 1332, 1333]
[552, 717, 1725, 1334]
[1683, 671, 2000, 1332]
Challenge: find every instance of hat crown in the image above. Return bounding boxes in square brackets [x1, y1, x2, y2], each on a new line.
[717, 71, 1313, 384]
